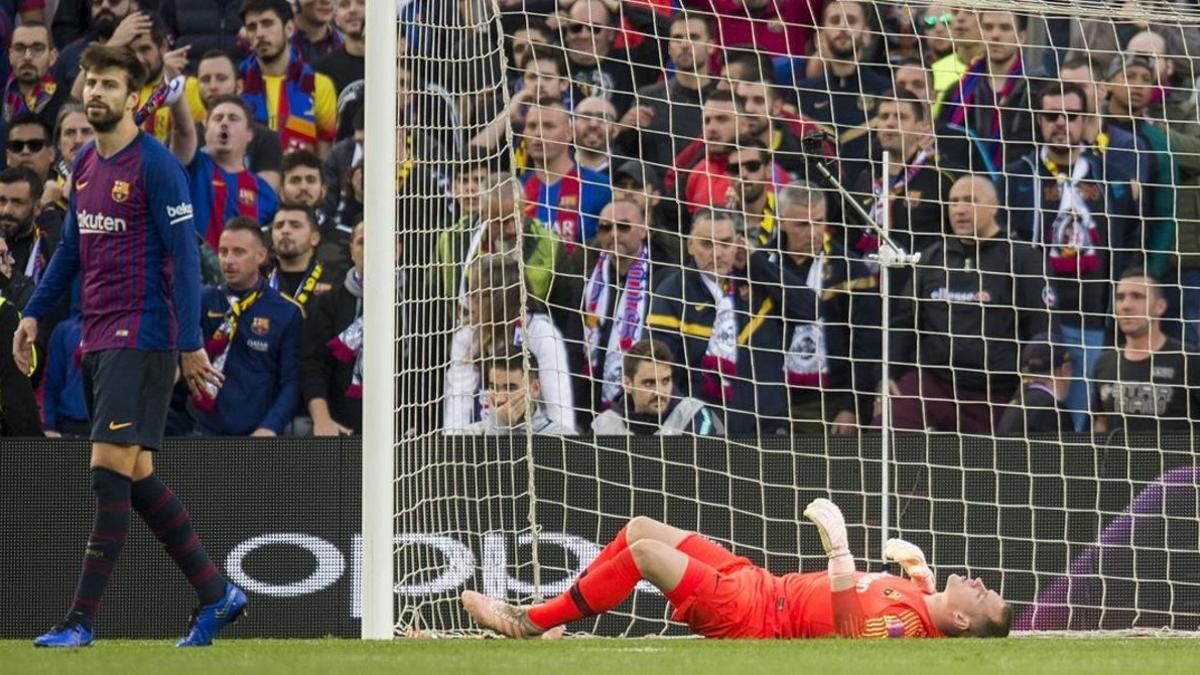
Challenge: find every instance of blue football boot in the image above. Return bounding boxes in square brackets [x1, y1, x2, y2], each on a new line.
[34, 622, 94, 648]
[177, 583, 248, 647]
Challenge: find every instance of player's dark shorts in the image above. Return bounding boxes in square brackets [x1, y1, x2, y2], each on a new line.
[81, 349, 176, 451]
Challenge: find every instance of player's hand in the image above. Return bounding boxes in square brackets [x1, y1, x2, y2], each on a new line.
[251, 427, 277, 437]
[883, 538, 936, 593]
[107, 12, 152, 48]
[12, 317, 38, 375]
[803, 498, 850, 559]
[180, 349, 224, 400]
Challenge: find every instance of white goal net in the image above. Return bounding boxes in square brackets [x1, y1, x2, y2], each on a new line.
[378, 0, 1200, 637]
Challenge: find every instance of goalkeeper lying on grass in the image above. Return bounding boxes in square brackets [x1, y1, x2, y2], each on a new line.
[462, 499, 1012, 639]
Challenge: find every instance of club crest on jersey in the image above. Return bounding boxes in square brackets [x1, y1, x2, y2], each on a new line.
[883, 588, 903, 601]
[250, 317, 270, 336]
[111, 180, 130, 203]
[238, 188, 257, 206]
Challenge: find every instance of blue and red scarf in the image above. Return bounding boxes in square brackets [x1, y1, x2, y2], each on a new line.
[3, 71, 56, 121]
[943, 57, 1024, 168]
[240, 47, 320, 153]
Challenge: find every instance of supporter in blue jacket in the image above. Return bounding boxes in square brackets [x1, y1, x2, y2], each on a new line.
[43, 286, 88, 437]
[191, 216, 302, 435]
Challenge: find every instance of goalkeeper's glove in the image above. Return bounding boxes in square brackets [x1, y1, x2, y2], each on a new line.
[803, 498, 850, 560]
[883, 538, 936, 594]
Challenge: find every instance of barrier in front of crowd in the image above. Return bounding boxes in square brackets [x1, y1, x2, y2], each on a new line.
[2, 434, 1193, 638]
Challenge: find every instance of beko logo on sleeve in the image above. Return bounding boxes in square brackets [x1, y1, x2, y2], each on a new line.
[167, 202, 194, 225]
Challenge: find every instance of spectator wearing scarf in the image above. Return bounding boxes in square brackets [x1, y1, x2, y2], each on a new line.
[647, 208, 818, 435]
[1003, 82, 1138, 431]
[301, 219, 363, 435]
[776, 184, 881, 434]
[4, 22, 69, 130]
[936, 12, 1037, 174]
[191, 218, 303, 436]
[580, 200, 659, 417]
[239, 0, 338, 155]
[442, 254, 575, 435]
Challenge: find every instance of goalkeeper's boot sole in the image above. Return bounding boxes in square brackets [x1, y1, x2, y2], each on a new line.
[461, 590, 564, 639]
[34, 622, 94, 648]
[177, 582, 248, 647]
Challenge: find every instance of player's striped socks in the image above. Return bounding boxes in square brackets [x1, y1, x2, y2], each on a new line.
[65, 468, 132, 629]
[130, 475, 226, 605]
[527, 548, 642, 630]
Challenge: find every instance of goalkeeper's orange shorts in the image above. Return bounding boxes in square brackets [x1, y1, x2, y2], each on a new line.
[668, 556, 781, 639]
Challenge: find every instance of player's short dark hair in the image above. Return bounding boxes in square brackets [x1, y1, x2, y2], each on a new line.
[623, 339, 675, 377]
[8, 112, 51, 140]
[274, 201, 318, 230]
[483, 347, 538, 385]
[199, 49, 240, 75]
[973, 602, 1014, 638]
[281, 149, 323, 179]
[205, 93, 254, 123]
[79, 43, 148, 93]
[240, 0, 294, 23]
[1060, 53, 1098, 78]
[0, 165, 44, 203]
[222, 216, 267, 245]
[11, 22, 51, 43]
[1035, 81, 1088, 111]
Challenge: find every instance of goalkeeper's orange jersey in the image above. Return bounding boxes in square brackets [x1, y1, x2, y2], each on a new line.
[777, 570, 943, 638]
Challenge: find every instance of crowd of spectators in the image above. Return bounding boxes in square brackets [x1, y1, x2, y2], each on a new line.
[416, 0, 1200, 439]
[0, 0, 367, 438]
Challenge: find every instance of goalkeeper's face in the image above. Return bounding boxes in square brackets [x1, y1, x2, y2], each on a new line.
[943, 574, 1008, 635]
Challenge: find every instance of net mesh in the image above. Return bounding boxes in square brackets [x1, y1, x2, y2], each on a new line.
[392, 0, 1200, 637]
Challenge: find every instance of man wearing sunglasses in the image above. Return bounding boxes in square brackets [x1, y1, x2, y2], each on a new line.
[1003, 82, 1139, 432]
[6, 113, 54, 187]
[724, 139, 784, 247]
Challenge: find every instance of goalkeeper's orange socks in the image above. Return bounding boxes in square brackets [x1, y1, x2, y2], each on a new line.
[527, 548, 641, 629]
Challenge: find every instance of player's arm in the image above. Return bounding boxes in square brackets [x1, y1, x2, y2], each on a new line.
[803, 498, 864, 637]
[147, 153, 203, 353]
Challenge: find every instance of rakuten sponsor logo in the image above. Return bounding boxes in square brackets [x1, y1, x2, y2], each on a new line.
[78, 210, 129, 234]
[222, 530, 660, 618]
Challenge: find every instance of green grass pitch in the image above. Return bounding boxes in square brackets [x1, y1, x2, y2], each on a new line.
[3, 637, 1199, 675]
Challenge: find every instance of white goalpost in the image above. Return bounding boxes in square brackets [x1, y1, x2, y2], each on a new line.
[361, 0, 398, 641]
[368, 0, 1200, 638]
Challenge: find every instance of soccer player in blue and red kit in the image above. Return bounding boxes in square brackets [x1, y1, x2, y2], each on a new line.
[13, 44, 247, 648]
[462, 500, 1013, 640]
